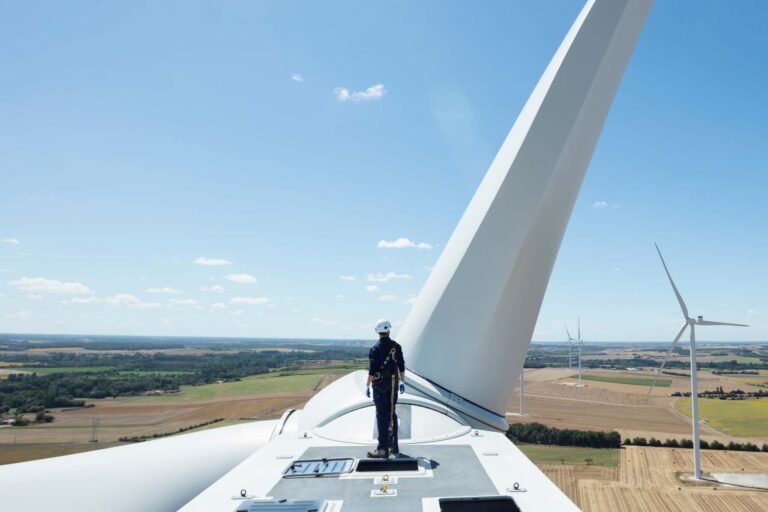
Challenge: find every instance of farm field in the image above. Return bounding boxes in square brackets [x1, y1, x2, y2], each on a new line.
[538, 445, 768, 512]
[117, 372, 332, 402]
[0, 369, 350, 465]
[11, 366, 114, 375]
[517, 444, 618, 466]
[573, 373, 672, 387]
[676, 398, 768, 438]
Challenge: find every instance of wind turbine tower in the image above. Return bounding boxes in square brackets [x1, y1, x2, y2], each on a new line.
[650, 244, 748, 479]
[577, 318, 583, 386]
[565, 321, 584, 385]
[89, 417, 100, 443]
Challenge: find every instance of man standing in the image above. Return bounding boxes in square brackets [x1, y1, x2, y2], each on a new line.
[365, 319, 405, 458]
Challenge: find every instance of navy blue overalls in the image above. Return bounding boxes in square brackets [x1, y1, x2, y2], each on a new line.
[368, 336, 405, 453]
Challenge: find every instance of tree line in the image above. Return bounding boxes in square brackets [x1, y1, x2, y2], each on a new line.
[506, 422, 621, 449]
[0, 346, 367, 417]
[624, 437, 768, 452]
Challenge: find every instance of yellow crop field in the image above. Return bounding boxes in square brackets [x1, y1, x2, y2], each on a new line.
[676, 398, 768, 437]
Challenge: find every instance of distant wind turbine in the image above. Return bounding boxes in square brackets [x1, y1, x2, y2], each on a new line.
[565, 320, 584, 385]
[649, 244, 748, 480]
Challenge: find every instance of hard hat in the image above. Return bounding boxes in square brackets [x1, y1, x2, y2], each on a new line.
[374, 319, 392, 334]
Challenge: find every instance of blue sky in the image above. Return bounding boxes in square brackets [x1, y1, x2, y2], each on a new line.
[1, 0, 766, 341]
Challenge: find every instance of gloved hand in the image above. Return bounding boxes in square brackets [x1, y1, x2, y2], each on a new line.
[365, 386, 371, 398]
[399, 383, 405, 394]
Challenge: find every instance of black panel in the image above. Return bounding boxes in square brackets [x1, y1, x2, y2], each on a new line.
[354, 457, 420, 472]
[439, 496, 522, 512]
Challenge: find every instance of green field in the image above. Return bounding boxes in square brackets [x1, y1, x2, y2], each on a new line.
[516, 444, 619, 467]
[114, 370, 194, 377]
[13, 366, 114, 375]
[710, 355, 765, 365]
[0, 443, 120, 466]
[571, 374, 672, 387]
[118, 370, 354, 402]
[676, 397, 768, 437]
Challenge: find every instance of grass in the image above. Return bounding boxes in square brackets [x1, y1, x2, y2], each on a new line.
[0, 443, 120, 466]
[676, 397, 768, 437]
[114, 370, 194, 377]
[12, 366, 114, 375]
[117, 370, 347, 402]
[571, 374, 672, 387]
[516, 443, 619, 467]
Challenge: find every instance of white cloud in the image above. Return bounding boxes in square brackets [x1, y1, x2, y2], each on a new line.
[201, 284, 225, 293]
[67, 297, 103, 305]
[365, 285, 380, 293]
[2, 238, 20, 245]
[334, 83, 385, 103]
[27, 294, 44, 300]
[404, 296, 417, 305]
[6, 309, 30, 319]
[336, 294, 345, 299]
[224, 273, 257, 284]
[230, 296, 271, 305]
[229, 309, 244, 316]
[146, 286, 181, 294]
[291, 73, 304, 82]
[379, 294, 396, 301]
[747, 309, 763, 316]
[592, 201, 608, 209]
[211, 302, 228, 310]
[339, 275, 357, 281]
[11, 277, 92, 295]
[367, 272, 412, 282]
[105, 294, 161, 309]
[194, 256, 232, 266]
[377, 238, 432, 250]
[169, 298, 199, 306]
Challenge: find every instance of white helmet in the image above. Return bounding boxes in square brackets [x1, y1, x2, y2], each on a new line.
[374, 319, 392, 334]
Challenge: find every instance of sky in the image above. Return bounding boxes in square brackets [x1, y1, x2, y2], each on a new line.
[1, 0, 767, 342]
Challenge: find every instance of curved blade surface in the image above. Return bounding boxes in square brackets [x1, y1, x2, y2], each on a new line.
[655, 244, 689, 320]
[647, 322, 689, 397]
[697, 320, 749, 327]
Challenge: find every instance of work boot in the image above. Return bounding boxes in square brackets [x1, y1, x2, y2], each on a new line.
[367, 449, 387, 458]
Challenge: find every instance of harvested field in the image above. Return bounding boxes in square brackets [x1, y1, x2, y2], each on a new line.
[508, 394, 696, 438]
[574, 373, 672, 387]
[536, 445, 768, 512]
[540, 465, 619, 508]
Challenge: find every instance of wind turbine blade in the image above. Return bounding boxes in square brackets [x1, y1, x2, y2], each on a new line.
[647, 322, 689, 397]
[698, 320, 749, 327]
[655, 244, 689, 320]
[565, 323, 572, 341]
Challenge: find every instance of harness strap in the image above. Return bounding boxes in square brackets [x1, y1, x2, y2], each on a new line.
[388, 373, 396, 454]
